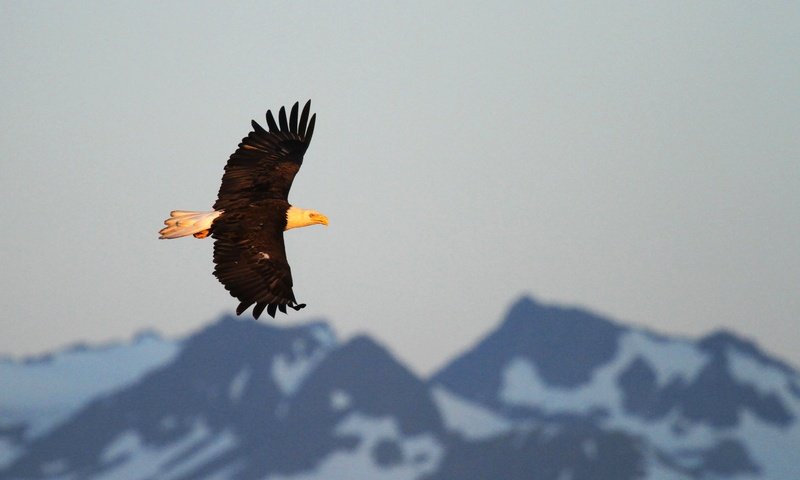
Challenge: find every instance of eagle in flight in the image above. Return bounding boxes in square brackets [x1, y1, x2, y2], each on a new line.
[159, 100, 328, 319]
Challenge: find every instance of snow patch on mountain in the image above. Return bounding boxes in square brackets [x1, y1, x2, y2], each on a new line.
[0, 334, 178, 439]
[329, 389, 352, 412]
[431, 386, 512, 440]
[727, 348, 800, 400]
[228, 366, 251, 402]
[646, 458, 712, 480]
[309, 324, 337, 350]
[731, 411, 800, 480]
[501, 355, 617, 415]
[96, 420, 238, 480]
[268, 413, 444, 480]
[627, 332, 708, 386]
[613, 410, 715, 452]
[272, 336, 334, 396]
[498, 331, 709, 416]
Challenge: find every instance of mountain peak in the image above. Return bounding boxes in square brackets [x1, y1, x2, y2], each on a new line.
[501, 295, 623, 337]
[290, 334, 445, 437]
[434, 297, 626, 403]
[700, 329, 796, 374]
[504, 295, 540, 318]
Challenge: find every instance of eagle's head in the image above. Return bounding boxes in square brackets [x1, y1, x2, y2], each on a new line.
[286, 206, 329, 230]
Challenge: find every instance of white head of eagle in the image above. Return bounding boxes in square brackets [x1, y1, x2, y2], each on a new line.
[159, 100, 328, 320]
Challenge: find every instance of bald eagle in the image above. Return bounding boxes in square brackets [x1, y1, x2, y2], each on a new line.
[159, 100, 328, 319]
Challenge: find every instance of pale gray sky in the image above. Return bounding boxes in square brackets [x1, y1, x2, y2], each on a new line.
[1, 2, 798, 374]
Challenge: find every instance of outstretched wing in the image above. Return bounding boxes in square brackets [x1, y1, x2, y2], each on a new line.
[211, 207, 306, 319]
[213, 100, 316, 212]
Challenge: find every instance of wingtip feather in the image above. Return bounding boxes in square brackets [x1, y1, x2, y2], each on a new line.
[299, 101, 310, 135]
[278, 106, 289, 132]
[251, 119, 268, 136]
[305, 114, 316, 143]
[289, 102, 299, 133]
[266, 110, 279, 132]
[252, 302, 266, 319]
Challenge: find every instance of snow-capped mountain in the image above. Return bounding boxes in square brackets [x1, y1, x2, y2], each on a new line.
[1, 318, 340, 480]
[1, 296, 798, 479]
[1, 318, 448, 480]
[433, 297, 800, 479]
[0, 332, 179, 469]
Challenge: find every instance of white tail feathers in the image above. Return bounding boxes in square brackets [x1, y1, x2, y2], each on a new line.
[159, 210, 222, 239]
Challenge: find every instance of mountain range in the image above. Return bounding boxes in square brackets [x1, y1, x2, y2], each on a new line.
[1, 296, 798, 479]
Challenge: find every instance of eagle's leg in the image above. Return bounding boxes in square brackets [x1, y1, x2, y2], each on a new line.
[193, 229, 211, 239]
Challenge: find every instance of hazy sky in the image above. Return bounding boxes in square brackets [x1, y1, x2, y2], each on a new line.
[2, 2, 798, 374]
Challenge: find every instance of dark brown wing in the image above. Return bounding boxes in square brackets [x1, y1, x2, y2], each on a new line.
[213, 100, 316, 211]
[211, 203, 306, 319]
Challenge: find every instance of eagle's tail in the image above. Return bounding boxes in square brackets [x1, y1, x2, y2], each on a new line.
[159, 210, 222, 239]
